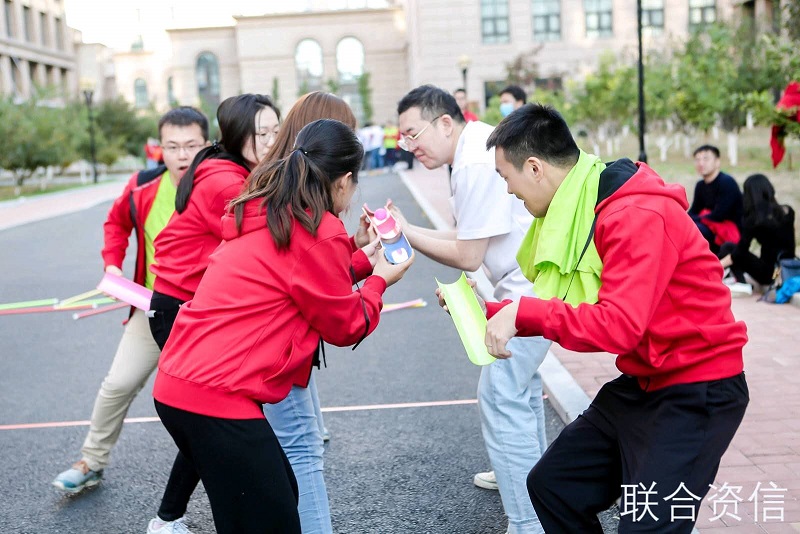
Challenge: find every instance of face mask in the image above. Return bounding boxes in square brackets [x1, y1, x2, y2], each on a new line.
[500, 102, 515, 118]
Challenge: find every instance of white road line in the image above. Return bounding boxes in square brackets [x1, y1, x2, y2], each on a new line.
[0, 399, 478, 431]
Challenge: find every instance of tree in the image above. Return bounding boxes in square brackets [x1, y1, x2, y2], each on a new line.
[644, 53, 678, 161]
[357, 72, 373, 123]
[505, 46, 544, 94]
[92, 97, 159, 157]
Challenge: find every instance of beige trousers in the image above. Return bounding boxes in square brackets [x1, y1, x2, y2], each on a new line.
[80, 309, 161, 471]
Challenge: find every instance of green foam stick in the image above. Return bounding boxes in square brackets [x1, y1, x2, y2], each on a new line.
[435, 272, 495, 366]
[0, 298, 59, 311]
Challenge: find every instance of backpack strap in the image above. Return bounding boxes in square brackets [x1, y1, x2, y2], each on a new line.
[561, 214, 599, 301]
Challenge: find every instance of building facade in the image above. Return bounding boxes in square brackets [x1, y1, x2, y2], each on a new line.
[0, 0, 77, 100]
[108, 0, 773, 121]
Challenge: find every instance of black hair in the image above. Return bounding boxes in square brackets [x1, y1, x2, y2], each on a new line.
[158, 106, 209, 141]
[693, 144, 720, 158]
[175, 94, 280, 213]
[454, 88, 466, 94]
[742, 174, 788, 230]
[231, 119, 363, 249]
[397, 84, 465, 123]
[500, 85, 527, 104]
[486, 103, 579, 170]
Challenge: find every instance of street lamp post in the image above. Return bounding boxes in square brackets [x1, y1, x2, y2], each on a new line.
[636, 0, 648, 163]
[457, 55, 471, 92]
[83, 88, 98, 184]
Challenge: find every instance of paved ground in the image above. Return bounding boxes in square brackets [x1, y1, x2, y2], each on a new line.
[401, 163, 800, 533]
[0, 172, 621, 533]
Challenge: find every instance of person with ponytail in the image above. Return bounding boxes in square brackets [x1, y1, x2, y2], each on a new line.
[245, 91, 369, 534]
[152, 119, 413, 533]
[145, 93, 280, 534]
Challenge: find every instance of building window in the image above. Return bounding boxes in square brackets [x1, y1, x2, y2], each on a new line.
[336, 37, 365, 121]
[4, 0, 12, 38]
[481, 0, 510, 43]
[689, 0, 715, 30]
[134, 78, 148, 108]
[196, 52, 220, 107]
[22, 5, 32, 41]
[532, 0, 561, 41]
[39, 11, 48, 46]
[54, 17, 63, 49]
[642, 0, 665, 33]
[295, 39, 323, 94]
[585, 0, 613, 38]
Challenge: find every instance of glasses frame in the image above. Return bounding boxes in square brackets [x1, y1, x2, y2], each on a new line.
[162, 143, 204, 155]
[398, 115, 443, 151]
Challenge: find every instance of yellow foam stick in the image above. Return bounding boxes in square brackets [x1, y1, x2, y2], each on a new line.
[435, 273, 495, 366]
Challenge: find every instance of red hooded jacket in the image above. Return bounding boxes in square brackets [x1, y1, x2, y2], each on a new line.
[487, 160, 747, 391]
[153, 200, 385, 419]
[151, 159, 249, 302]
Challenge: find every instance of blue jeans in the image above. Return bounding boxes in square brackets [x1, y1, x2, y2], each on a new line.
[264, 373, 332, 534]
[478, 336, 551, 534]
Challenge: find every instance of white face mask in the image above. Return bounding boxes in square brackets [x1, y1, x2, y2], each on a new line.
[500, 102, 515, 117]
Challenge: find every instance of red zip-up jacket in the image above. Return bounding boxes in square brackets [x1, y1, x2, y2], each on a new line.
[151, 159, 249, 302]
[101, 165, 167, 318]
[153, 200, 386, 419]
[487, 160, 747, 391]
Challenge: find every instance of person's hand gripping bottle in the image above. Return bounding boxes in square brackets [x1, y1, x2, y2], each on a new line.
[372, 207, 413, 264]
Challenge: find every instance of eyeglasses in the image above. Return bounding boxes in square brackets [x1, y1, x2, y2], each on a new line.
[256, 130, 279, 145]
[398, 115, 442, 151]
[162, 144, 204, 155]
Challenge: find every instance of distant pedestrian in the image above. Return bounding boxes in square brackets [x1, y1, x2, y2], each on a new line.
[499, 85, 526, 118]
[454, 88, 479, 122]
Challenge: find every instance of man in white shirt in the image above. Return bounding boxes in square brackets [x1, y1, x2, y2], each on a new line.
[392, 85, 550, 534]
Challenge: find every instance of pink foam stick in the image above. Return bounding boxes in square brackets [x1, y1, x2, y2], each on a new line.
[73, 302, 129, 320]
[96, 273, 153, 311]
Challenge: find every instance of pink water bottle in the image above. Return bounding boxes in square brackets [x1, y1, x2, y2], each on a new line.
[373, 208, 413, 264]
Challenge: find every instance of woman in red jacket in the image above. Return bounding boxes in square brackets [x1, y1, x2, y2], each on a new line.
[146, 93, 280, 534]
[153, 119, 413, 533]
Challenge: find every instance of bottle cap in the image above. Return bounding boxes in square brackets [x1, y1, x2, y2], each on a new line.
[373, 208, 399, 239]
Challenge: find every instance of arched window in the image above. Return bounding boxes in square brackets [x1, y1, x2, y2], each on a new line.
[336, 37, 364, 84]
[336, 37, 366, 122]
[295, 39, 323, 94]
[134, 78, 148, 108]
[196, 52, 220, 107]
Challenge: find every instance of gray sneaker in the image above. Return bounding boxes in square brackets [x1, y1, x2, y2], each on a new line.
[52, 460, 103, 493]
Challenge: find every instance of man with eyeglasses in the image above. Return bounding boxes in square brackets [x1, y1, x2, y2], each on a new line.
[53, 107, 210, 505]
[392, 85, 550, 534]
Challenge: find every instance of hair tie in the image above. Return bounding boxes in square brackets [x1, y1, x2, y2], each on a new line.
[295, 146, 309, 156]
[211, 141, 222, 153]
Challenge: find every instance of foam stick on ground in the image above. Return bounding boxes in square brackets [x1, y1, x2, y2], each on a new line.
[54, 297, 116, 309]
[381, 298, 427, 313]
[73, 301, 129, 320]
[435, 273, 495, 366]
[57, 289, 103, 307]
[0, 298, 59, 311]
[0, 301, 105, 316]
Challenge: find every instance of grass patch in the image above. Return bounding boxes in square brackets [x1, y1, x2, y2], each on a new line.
[0, 181, 93, 202]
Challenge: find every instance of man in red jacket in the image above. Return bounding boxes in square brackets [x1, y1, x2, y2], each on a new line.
[53, 107, 209, 503]
[467, 104, 748, 532]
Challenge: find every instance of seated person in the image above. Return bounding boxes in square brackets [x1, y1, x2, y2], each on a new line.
[688, 144, 743, 253]
[720, 173, 795, 290]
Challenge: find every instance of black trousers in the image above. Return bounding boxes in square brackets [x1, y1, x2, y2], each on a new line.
[148, 290, 185, 351]
[692, 218, 720, 254]
[528, 373, 748, 533]
[718, 242, 775, 285]
[147, 290, 201, 522]
[155, 401, 300, 533]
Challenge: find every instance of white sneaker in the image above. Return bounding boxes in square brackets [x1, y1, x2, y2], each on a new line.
[729, 282, 753, 297]
[147, 517, 193, 534]
[473, 470, 499, 491]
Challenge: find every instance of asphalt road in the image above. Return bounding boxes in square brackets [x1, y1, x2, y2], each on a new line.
[0, 171, 617, 533]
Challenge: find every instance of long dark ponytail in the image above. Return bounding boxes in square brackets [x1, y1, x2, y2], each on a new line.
[230, 119, 363, 249]
[175, 93, 280, 213]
